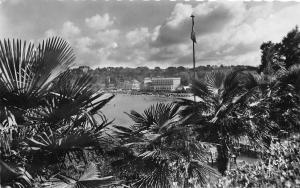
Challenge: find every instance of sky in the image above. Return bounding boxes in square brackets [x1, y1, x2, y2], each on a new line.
[0, 0, 299, 68]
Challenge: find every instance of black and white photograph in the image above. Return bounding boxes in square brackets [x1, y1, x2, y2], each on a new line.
[1, 0, 300, 187]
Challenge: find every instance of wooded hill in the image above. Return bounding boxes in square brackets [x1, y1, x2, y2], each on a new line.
[70, 65, 257, 90]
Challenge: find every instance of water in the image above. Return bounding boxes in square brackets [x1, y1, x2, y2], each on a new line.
[100, 94, 178, 126]
[100, 93, 260, 164]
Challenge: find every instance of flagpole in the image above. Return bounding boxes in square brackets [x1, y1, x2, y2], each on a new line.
[191, 14, 196, 102]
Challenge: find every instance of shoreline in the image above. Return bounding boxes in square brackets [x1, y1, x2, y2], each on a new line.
[105, 90, 194, 98]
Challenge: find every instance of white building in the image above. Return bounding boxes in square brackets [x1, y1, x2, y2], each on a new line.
[142, 77, 152, 90]
[132, 79, 141, 90]
[144, 77, 181, 91]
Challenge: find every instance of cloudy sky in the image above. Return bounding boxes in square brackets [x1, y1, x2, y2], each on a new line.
[0, 0, 299, 68]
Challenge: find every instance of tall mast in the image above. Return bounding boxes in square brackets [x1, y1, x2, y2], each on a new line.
[191, 14, 196, 81]
[191, 14, 196, 102]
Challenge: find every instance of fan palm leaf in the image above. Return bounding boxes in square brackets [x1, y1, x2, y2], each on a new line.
[0, 107, 17, 153]
[0, 37, 75, 108]
[0, 160, 33, 188]
[186, 159, 219, 186]
[25, 126, 108, 154]
[25, 70, 114, 131]
[113, 103, 219, 187]
[276, 64, 300, 94]
[177, 70, 276, 174]
[0, 37, 116, 187]
[0, 37, 76, 129]
[42, 163, 122, 188]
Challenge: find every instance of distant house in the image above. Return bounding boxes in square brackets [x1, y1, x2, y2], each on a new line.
[107, 83, 116, 90]
[123, 80, 141, 90]
[142, 77, 152, 90]
[143, 77, 181, 91]
[123, 81, 131, 90]
[132, 79, 141, 90]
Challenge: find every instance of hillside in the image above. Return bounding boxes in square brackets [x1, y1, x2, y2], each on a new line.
[70, 65, 257, 91]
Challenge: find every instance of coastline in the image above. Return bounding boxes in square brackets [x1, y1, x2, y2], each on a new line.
[105, 90, 194, 99]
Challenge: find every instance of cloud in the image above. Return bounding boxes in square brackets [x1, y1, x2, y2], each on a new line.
[149, 44, 190, 62]
[152, 2, 245, 47]
[145, 2, 300, 68]
[45, 21, 81, 40]
[43, 18, 120, 68]
[0, 0, 21, 5]
[45, 29, 57, 38]
[126, 27, 150, 46]
[75, 36, 93, 53]
[0, 9, 7, 37]
[94, 29, 119, 47]
[102, 2, 287, 68]
[27, 1, 300, 67]
[73, 29, 119, 67]
[85, 14, 114, 31]
[61, 21, 81, 37]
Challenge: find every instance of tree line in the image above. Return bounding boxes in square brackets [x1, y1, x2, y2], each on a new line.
[71, 64, 256, 89]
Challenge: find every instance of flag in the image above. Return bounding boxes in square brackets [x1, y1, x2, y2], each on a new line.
[191, 30, 197, 43]
[191, 16, 197, 43]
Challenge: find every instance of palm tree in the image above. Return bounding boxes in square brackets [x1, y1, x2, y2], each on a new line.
[0, 37, 76, 156]
[177, 70, 275, 175]
[264, 64, 300, 133]
[113, 103, 219, 188]
[0, 37, 116, 187]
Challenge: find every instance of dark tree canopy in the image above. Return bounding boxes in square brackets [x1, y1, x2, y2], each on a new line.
[259, 26, 300, 73]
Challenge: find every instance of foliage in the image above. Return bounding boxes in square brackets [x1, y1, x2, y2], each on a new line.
[40, 163, 122, 188]
[177, 70, 275, 174]
[0, 37, 116, 187]
[212, 136, 300, 188]
[113, 103, 219, 187]
[266, 65, 300, 133]
[258, 26, 300, 73]
[0, 159, 34, 188]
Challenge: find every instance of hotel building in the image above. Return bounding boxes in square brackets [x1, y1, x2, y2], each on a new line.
[143, 77, 181, 91]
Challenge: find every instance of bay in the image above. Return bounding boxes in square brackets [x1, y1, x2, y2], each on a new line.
[100, 93, 178, 127]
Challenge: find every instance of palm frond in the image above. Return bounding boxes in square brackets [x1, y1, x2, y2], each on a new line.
[277, 64, 300, 93]
[222, 71, 259, 102]
[0, 107, 17, 153]
[24, 126, 108, 157]
[32, 37, 75, 94]
[205, 71, 226, 96]
[186, 159, 219, 186]
[42, 163, 122, 188]
[191, 80, 214, 102]
[0, 39, 35, 95]
[25, 70, 114, 129]
[132, 162, 172, 188]
[0, 160, 34, 188]
[113, 102, 218, 187]
[126, 103, 181, 132]
[0, 37, 75, 107]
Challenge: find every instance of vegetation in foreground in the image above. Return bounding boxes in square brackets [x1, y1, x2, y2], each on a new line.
[213, 136, 300, 187]
[1, 26, 300, 188]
